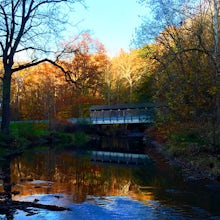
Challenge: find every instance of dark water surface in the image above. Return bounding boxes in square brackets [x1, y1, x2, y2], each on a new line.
[1, 137, 220, 219]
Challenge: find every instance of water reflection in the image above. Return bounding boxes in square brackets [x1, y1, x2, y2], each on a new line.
[96, 136, 145, 153]
[0, 157, 16, 219]
[0, 137, 220, 219]
[10, 148, 154, 203]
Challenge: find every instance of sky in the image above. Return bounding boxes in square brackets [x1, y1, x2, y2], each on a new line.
[72, 0, 146, 56]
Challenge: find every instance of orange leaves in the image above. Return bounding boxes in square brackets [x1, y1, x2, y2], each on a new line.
[58, 32, 109, 97]
[10, 33, 109, 119]
[11, 63, 69, 120]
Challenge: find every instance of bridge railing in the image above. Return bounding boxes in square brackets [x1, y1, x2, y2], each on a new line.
[68, 115, 154, 125]
[90, 115, 154, 124]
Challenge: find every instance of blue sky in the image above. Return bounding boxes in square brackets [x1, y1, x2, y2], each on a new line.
[72, 0, 146, 56]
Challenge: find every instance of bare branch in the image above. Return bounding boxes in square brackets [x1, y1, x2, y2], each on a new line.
[12, 58, 77, 85]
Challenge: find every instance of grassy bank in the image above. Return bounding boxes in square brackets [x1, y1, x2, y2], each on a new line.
[0, 120, 91, 158]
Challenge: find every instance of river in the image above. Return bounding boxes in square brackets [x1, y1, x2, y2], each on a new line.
[0, 137, 220, 219]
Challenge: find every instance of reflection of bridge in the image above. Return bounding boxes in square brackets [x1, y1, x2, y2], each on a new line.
[90, 151, 149, 165]
[89, 103, 163, 125]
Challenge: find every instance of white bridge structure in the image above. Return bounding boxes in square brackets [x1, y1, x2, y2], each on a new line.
[89, 103, 164, 125]
[68, 103, 166, 125]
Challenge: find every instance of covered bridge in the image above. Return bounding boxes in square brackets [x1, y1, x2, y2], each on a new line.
[89, 103, 163, 124]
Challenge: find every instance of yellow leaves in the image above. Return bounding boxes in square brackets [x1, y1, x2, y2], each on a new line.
[145, 10, 219, 124]
[207, 86, 217, 96]
[108, 49, 149, 102]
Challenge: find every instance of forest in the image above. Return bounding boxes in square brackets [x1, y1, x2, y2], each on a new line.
[0, 1, 219, 161]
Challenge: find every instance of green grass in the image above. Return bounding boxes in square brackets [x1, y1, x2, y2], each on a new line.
[10, 122, 49, 140]
[0, 121, 90, 160]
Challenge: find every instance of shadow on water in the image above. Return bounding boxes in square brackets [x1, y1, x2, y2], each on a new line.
[0, 137, 220, 219]
[0, 157, 15, 219]
[89, 136, 146, 153]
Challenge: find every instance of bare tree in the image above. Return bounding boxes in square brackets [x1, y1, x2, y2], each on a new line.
[0, 0, 83, 134]
[212, 0, 220, 144]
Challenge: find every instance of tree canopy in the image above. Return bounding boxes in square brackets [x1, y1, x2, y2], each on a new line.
[135, 0, 220, 146]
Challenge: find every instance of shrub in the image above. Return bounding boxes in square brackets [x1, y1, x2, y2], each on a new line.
[49, 119, 92, 134]
[0, 132, 15, 147]
[73, 132, 88, 146]
[49, 119, 76, 133]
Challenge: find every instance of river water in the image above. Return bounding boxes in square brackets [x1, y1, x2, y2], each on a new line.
[1, 137, 220, 219]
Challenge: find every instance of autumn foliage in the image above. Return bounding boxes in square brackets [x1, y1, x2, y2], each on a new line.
[1, 8, 220, 149]
[7, 33, 148, 121]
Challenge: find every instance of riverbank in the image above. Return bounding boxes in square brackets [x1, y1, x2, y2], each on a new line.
[145, 134, 220, 183]
[0, 120, 91, 156]
[1, 120, 219, 184]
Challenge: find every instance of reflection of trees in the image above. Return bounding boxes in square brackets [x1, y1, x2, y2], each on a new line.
[0, 158, 15, 219]
[10, 149, 147, 203]
[10, 147, 185, 206]
[2, 159, 12, 201]
[0, 155, 71, 219]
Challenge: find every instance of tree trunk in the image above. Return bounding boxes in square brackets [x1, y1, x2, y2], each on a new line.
[1, 71, 12, 134]
[129, 81, 133, 102]
[213, 0, 220, 145]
